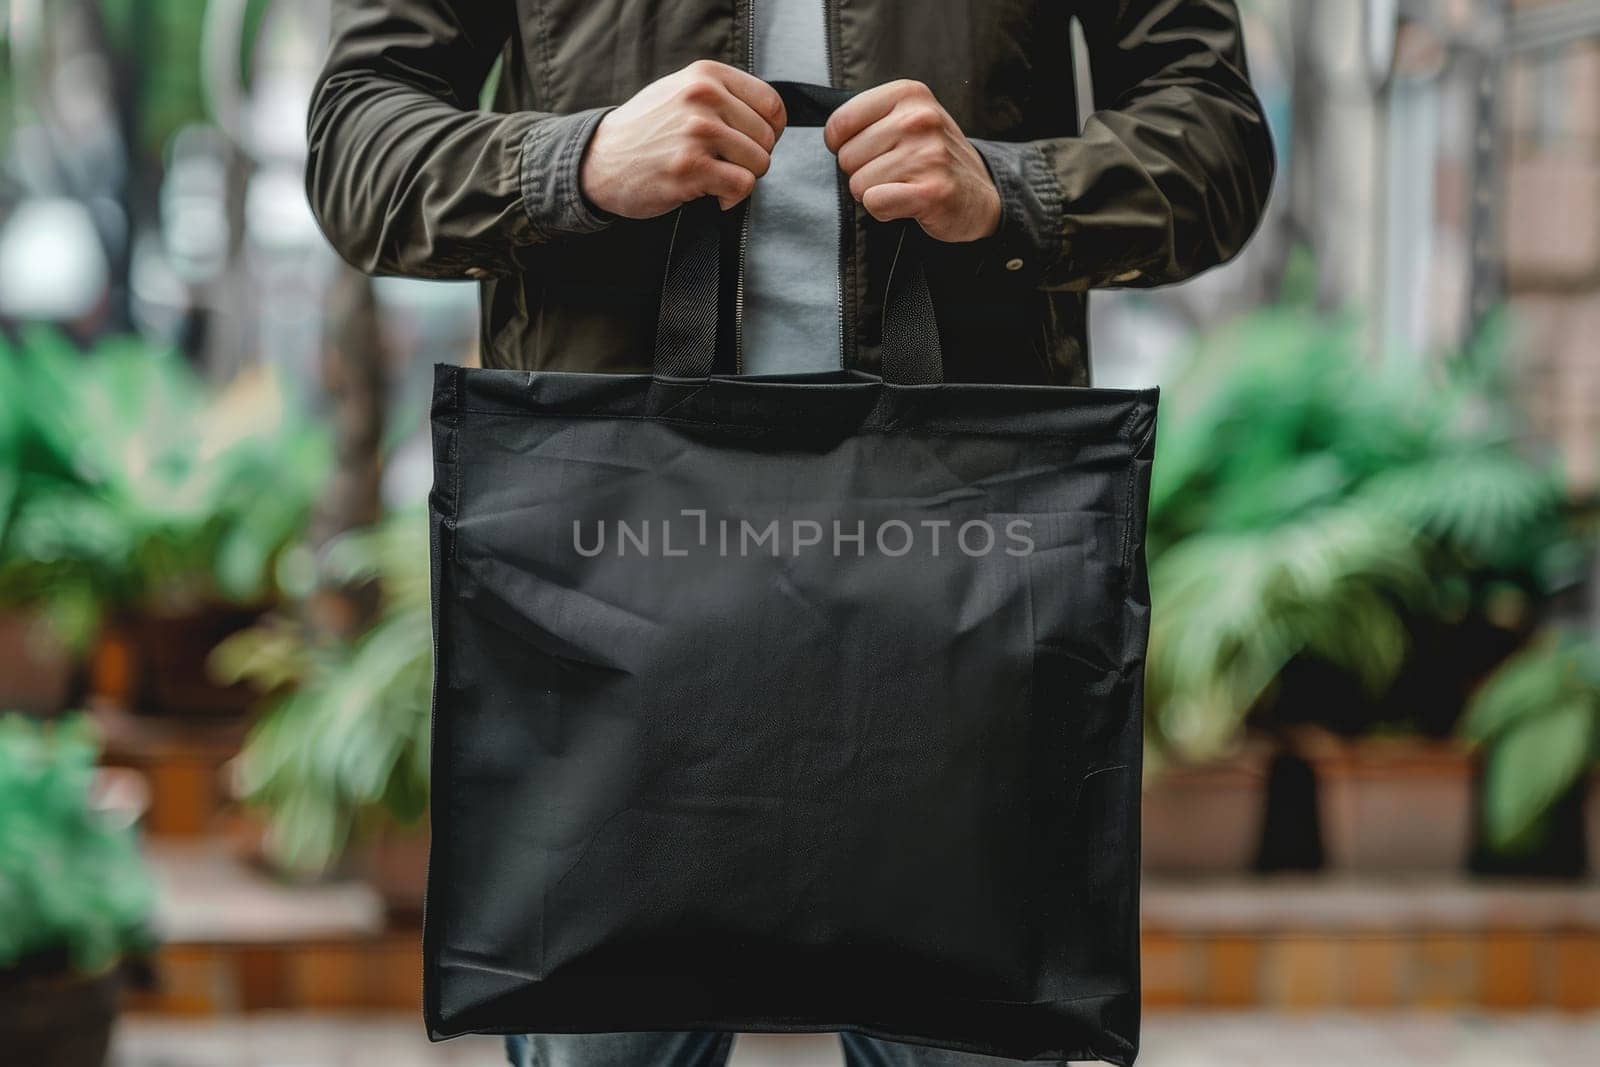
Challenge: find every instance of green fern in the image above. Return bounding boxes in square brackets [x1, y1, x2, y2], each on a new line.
[1146, 308, 1572, 759]
[0, 713, 155, 972]
[0, 330, 331, 650]
[1148, 504, 1427, 754]
[213, 512, 432, 875]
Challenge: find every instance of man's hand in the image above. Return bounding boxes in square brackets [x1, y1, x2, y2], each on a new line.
[824, 81, 1001, 244]
[580, 60, 787, 218]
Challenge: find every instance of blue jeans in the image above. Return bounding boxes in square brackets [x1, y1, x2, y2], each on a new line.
[505, 1033, 1030, 1066]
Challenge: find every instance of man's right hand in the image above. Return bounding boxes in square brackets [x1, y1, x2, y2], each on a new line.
[580, 61, 787, 218]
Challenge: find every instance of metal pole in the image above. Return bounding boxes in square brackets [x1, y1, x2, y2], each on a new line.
[1465, 0, 1509, 341]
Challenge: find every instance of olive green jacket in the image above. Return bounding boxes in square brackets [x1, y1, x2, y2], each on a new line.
[307, 0, 1274, 384]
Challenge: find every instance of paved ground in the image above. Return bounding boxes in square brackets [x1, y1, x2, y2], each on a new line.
[112, 1013, 1600, 1066]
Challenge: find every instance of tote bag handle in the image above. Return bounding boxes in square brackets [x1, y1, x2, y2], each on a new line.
[653, 81, 944, 385]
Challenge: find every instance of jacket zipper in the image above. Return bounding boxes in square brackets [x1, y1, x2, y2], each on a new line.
[737, 0, 847, 373]
[734, 0, 756, 373]
[823, 0, 847, 371]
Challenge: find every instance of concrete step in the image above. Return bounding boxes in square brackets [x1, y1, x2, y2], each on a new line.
[129, 841, 1600, 1015]
[110, 1013, 1600, 1067]
[1141, 876, 1600, 1011]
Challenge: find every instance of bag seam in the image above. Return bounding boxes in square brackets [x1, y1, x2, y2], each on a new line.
[449, 406, 1148, 444]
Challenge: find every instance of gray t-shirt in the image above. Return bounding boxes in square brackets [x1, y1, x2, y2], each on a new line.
[740, 0, 841, 374]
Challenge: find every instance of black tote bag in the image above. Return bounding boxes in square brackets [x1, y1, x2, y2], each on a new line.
[425, 83, 1157, 1065]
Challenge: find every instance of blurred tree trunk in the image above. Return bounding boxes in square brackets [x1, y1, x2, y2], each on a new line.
[67, 0, 140, 332]
[310, 263, 387, 637]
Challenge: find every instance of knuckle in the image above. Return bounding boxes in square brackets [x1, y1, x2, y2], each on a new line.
[902, 105, 944, 134]
[683, 114, 720, 140]
[679, 79, 719, 106]
[667, 149, 702, 179]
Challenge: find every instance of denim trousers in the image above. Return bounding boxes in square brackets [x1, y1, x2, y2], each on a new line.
[505, 1032, 1033, 1066]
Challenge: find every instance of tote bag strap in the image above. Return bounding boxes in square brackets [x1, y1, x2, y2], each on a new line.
[654, 80, 944, 385]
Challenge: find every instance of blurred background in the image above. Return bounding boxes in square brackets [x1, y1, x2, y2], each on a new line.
[0, 0, 1596, 1064]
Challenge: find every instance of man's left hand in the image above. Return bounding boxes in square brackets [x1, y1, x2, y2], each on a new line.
[824, 80, 1001, 244]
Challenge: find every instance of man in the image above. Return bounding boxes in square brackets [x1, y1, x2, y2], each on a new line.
[307, 1, 1271, 1063]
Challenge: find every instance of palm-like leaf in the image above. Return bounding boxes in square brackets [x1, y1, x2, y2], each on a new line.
[1149, 504, 1426, 755]
[1146, 308, 1572, 759]
[0, 332, 331, 649]
[0, 713, 156, 971]
[225, 512, 433, 874]
[1461, 631, 1600, 847]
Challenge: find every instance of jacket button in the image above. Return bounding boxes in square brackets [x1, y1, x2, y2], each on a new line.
[1004, 257, 1025, 272]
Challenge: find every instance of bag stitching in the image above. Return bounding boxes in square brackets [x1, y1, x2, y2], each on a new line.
[448, 406, 1145, 444]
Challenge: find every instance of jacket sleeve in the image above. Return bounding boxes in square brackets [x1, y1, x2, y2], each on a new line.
[306, 0, 613, 279]
[970, 0, 1275, 292]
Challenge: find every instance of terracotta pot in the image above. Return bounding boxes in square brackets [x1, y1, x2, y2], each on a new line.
[0, 967, 119, 1067]
[0, 611, 76, 712]
[91, 605, 266, 715]
[1141, 743, 1270, 875]
[1301, 730, 1474, 874]
[354, 824, 431, 921]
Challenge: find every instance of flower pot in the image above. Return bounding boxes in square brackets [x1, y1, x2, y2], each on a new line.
[0, 967, 119, 1067]
[0, 611, 75, 712]
[1302, 730, 1474, 874]
[91, 605, 266, 715]
[1141, 743, 1270, 875]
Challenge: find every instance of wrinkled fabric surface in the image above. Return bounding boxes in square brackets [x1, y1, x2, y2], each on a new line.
[306, 0, 1276, 384]
[425, 366, 1157, 1064]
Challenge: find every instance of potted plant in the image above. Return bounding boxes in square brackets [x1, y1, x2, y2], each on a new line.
[1292, 726, 1476, 873]
[0, 330, 330, 714]
[1142, 308, 1578, 873]
[1461, 628, 1600, 875]
[0, 713, 155, 1067]
[213, 511, 432, 908]
[1141, 739, 1273, 875]
[0, 612, 74, 713]
[0, 338, 75, 711]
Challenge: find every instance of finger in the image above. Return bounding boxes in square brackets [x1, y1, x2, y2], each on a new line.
[700, 121, 772, 178]
[698, 61, 788, 134]
[861, 181, 930, 224]
[697, 159, 759, 210]
[846, 144, 921, 202]
[833, 114, 903, 175]
[714, 87, 782, 153]
[824, 80, 921, 153]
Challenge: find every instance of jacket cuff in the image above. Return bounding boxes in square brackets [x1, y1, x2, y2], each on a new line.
[969, 138, 1066, 286]
[519, 107, 616, 241]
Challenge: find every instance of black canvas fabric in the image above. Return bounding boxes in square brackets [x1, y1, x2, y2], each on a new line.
[425, 84, 1158, 1066]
